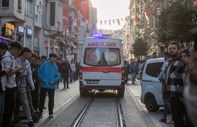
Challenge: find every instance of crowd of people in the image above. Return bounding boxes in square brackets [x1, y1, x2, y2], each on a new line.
[0, 41, 80, 127]
[124, 51, 158, 85]
[124, 39, 197, 127]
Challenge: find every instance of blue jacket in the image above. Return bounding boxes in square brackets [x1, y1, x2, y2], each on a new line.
[129, 64, 137, 73]
[38, 60, 60, 89]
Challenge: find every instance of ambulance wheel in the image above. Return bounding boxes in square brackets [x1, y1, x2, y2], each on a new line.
[80, 88, 88, 96]
[117, 85, 125, 97]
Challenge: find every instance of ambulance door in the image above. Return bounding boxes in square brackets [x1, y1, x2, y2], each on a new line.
[83, 48, 102, 86]
[99, 48, 122, 86]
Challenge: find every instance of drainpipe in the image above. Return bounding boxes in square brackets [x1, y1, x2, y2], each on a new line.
[31, 0, 36, 51]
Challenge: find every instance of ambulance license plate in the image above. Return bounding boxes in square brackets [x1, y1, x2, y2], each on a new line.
[86, 80, 99, 84]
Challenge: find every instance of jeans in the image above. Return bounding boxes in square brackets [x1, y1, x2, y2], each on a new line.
[162, 98, 171, 119]
[131, 72, 136, 83]
[0, 91, 5, 127]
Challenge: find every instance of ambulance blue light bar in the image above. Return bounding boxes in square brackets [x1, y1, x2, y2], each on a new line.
[93, 33, 103, 38]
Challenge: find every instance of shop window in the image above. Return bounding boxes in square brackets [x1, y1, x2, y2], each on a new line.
[2, 0, 9, 7]
[26, 0, 32, 13]
[50, 2, 55, 26]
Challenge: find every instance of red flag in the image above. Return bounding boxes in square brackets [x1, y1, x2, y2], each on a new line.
[146, 10, 151, 16]
[125, 17, 128, 21]
[74, 0, 89, 20]
[77, 19, 80, 26]
[65, 19, 69, 26]
[63, 0, 69, 26]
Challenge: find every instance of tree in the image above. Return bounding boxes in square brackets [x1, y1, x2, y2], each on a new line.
[157, 0, 197, 46]
[133, 38, 148, 57]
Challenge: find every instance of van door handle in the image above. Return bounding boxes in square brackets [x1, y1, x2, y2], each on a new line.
[103, 71, 109, 73]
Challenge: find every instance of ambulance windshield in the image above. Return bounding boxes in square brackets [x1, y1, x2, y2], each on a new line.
[84, 48, 120, 66]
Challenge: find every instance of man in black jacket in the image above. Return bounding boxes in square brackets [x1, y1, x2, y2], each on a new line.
[0, 42, 10, 127]
[61, 59, 72, 89]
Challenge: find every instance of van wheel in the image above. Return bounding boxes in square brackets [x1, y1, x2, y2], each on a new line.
[80, 88, 88, 96]
[145, 93, 159, 112]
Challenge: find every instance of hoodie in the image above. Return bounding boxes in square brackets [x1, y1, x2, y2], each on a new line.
[38, 60, 60, 89]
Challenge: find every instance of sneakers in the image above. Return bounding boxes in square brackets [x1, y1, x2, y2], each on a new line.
[159, 117, 167, 123]
[49, 114, 53, 118]
[167, 120, 174, 124]
[28, 121, 35, 127]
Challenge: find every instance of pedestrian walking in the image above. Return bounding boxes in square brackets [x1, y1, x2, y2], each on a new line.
[2, 42, 23, 127]
[15, 47, 35, 127]
[70, 60, 76, 82]
[38, 53, 60, 118]
[56, 57, 62, 89]
[61, 59, 72, 89]
[0, 43, 10, 127]
[164, 41, 185, 127]
[129, 61, 137, 84]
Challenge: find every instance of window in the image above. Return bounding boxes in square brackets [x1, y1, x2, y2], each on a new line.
[26, 0, 32, 13]
[18, 0, 21, 10]
[84, 48, 121, 67]
[2, 0, 9, 7]
[50, 2, 55, 26]
[145, 62, 164, 78]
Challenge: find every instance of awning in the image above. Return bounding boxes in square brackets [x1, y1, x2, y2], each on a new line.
[71, 43, 76, 49]
[60, 38, 71, 47]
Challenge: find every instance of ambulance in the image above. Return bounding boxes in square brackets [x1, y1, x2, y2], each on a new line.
[79, 34, 125, 97]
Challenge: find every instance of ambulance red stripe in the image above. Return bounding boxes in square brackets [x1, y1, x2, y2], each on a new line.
[81, 67, 123, 72]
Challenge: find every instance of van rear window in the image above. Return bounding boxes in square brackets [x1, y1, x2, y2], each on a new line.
[145, 62, 164, 77]
[84, 48, 121, 66]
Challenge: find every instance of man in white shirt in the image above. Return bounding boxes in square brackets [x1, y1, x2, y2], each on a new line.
[2, 42, 23, 127]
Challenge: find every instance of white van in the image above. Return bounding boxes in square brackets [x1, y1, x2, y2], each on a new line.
[79, 34, 125, 97]
[141, 58, 164, 111]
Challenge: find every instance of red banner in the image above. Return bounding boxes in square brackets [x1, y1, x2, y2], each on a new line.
[146, 10, 151, 16]
[63, 0, 69, 26]
[74, 0, 89, 20]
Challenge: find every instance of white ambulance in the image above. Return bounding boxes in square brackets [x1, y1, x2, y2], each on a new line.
[79, 34, 125, 97]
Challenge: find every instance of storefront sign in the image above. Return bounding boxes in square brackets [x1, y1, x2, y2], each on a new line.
[4, 23, 15, 37]
[27, 28, 32, 36]
[18, 26, 24, 33]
